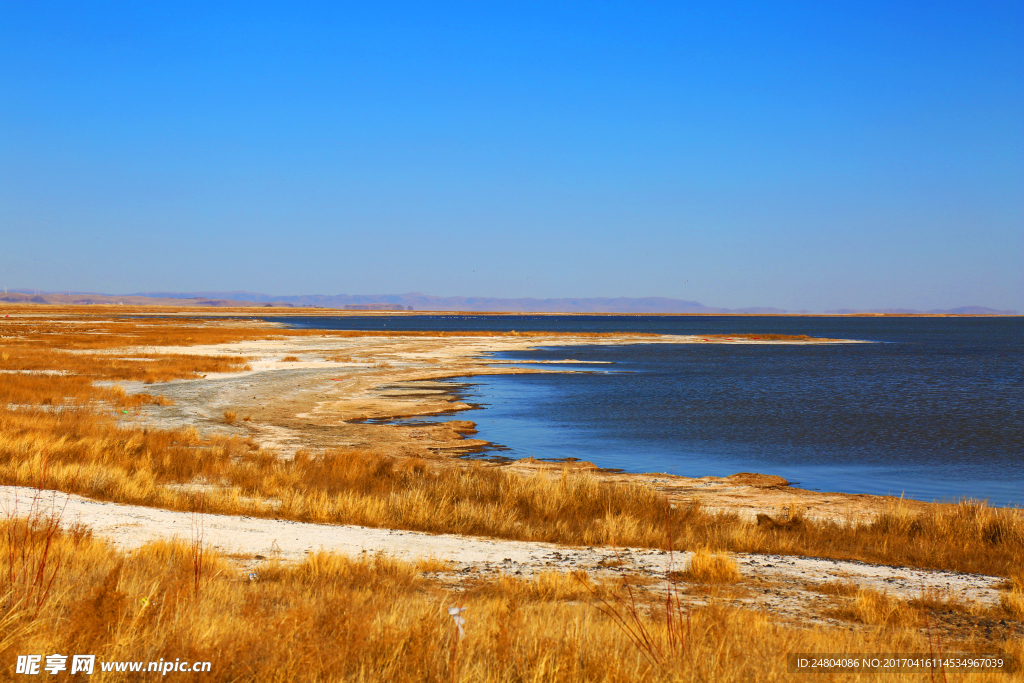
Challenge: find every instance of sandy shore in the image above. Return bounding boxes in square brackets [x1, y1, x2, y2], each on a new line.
[101, 326, 914, 522]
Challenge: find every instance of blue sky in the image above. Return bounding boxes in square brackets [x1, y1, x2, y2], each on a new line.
[1, 1, 1021, 310]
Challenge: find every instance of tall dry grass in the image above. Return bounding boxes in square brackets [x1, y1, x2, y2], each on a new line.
[3, 517, 1019, 683]
[3, 312, 1021, 681]
[1, 316, 646, 351]
[675, 547, 742, 584]
[4, 413, 1022, 578]
[0, 345, 249, 387]
[1002, 575, 1024, 619]
[1, 314, 1023, 579]
[700, 333, 819, 341]
[826, 587, 925, 628]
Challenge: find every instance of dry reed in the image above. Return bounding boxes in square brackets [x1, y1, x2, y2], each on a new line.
[4, 518, 1018, 683]
[675, 547, 742, 583]
[2, 416, 1023, 578]
[826, 587, 924, 627]
[2, 314, 1023, 581]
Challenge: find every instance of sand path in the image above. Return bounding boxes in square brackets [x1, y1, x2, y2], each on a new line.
[3, 484, 1004, 618]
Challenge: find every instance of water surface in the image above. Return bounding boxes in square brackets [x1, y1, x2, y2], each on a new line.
[271, 315, 1024, 505]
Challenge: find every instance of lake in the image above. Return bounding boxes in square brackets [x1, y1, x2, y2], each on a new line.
[269, 315, 1024, 505]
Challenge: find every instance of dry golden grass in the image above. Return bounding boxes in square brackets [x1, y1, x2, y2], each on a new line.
[280, 356, 300, 362]
[222, 410, 238, 425]
[1, 317, 292, 349]
[701, 333, 820, 341]
[472, 570, 598, 603]
[3, 312, 1022, 680]
[0, 345, 249, 392]
[0, 315, 650, 353]
[1002, 591, 1024, 619]
[259, 550, 423, 591]
[815, 580, 1007, 625]
[674, 547, 742, 583]
[813, 579, 861, 597]
[2, 410, 1023, 578]
[826, 587, 924, 627]
[747, 502, 1024, 577]
[822, 584, 1014, 629]
[2, 313, 1023, 581]
[5, 516, 1017, 683]
[907, 589, 984, 617]
[1002, 575, 1024, 619]
[414, 555, 455, 573]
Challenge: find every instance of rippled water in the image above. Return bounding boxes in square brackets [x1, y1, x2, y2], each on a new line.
[272, 315, 1024, 505]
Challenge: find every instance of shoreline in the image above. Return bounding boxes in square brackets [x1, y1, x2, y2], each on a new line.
[3, 311, 1010, 518]
[108, 325, 941, 522]
[2, 302, 1021, 318]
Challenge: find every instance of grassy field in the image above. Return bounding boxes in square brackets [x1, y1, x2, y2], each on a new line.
[3, 402, 1022, 578]
[3, 515, 1021, 682]
[1, 310, 1022, 575]
[1, 309, 1022, 680]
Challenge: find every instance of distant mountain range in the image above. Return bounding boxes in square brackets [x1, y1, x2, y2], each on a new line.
[134, 291, 790, 313]
[0, 289, 1017, 314]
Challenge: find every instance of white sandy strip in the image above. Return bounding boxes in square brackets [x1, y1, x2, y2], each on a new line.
[1, 485, 1004, 606]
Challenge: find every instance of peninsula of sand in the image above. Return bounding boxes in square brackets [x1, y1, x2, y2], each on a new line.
[18, 308, 886, 520]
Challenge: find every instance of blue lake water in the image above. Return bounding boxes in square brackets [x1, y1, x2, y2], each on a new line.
[268, 315, 1024, 506]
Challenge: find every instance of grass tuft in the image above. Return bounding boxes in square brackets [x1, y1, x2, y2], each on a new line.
[827, 588, 922, 627]
[1002, 585, 1024, 619]
[675, 548, 742, 584]
[415, 556, 455, 573]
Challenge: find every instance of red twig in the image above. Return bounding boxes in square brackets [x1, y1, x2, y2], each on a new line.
[191, 498, 206, 596]
[576, 496, 689, 668]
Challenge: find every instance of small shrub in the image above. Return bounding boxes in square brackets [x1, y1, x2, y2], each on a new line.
[814, 580, 860, 597]
[415, 556, 454, 573]
[480, 571, 595, 602]
[222, 410, 238, 425]
[828, 588, 921, 627]
[676, 548, 742, 584]
[1003, 584, 1024, 620]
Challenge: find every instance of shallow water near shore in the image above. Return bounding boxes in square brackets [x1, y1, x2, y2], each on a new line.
[273, 315, 1024, 506]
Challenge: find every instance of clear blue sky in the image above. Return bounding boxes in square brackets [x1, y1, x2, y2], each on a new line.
[2, 2, 1021, 311]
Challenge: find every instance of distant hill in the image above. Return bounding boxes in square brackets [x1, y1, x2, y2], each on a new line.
[0, 291, 293, 307]
[826, 306, 1018, 315]
[0, 289, 1016, 314]
[135, 291, 740, 313]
